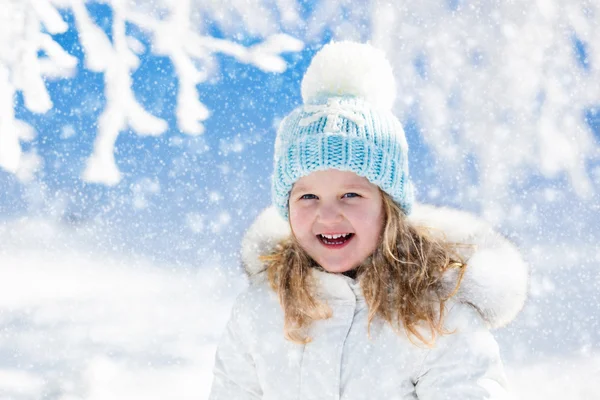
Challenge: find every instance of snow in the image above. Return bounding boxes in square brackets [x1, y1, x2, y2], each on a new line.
[0, 218, 244, 400]
[131, 178, 161, 209]
[0, 1, 599, 399]
[0, 0, 77, 174]
[3, 0, 597, 200]
[368, 1, 600, 209]
[0, 219, 598, 399]
[507, 355, 600, 399]
[1, 0, 303, 185]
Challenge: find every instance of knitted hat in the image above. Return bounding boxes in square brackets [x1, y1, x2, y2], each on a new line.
[272, 41, 414, 219]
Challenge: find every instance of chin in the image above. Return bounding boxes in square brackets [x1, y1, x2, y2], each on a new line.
[318, 261, 356, 274]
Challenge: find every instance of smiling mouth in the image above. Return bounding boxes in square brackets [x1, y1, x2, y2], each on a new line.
[317, 233, 354, 246]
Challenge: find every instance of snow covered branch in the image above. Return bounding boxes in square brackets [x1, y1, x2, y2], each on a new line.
[369, 0, 600, 209]
[0, 0, 76, 177]
[1, 0, 303, 185]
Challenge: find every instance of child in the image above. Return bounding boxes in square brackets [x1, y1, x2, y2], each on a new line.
[209, 41, 528, 399]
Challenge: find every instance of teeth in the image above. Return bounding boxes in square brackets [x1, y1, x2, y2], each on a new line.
[321, 233, 351, 239]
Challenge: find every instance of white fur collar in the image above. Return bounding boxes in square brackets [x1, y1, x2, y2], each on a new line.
[241, 204, 529, 329]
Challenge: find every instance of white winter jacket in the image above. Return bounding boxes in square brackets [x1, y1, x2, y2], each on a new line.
[209, 204, 529, 400]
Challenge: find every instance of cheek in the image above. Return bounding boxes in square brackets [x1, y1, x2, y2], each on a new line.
[353, 203, 384, 237]
[349, 203, 383, 223]
[289, 207, 312, 237]
[373, 205, 384, 227]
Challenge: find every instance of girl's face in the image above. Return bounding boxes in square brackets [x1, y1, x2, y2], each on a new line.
[289, 169, 384, 274]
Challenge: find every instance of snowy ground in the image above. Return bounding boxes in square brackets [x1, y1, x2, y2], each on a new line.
[0, 218, 598, 399]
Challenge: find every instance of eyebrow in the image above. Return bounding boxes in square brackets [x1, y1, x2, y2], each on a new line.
[342, 183, 371, 190]
[290, 184, 307, 195]
[291, 182, 371, 194]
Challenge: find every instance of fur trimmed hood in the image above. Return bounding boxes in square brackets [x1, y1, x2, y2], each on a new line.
[240, 204, 529, 329]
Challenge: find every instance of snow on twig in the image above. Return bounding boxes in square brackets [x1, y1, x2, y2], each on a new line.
[80, 0, 168, 185]
[0, 0, 76, 174]
[367, 0, 600, 208]
[128, 1, 303, 135]
[1, 0, 303, 185]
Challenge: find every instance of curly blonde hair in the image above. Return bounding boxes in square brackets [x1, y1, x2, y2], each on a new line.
[260, 191, 467, 346]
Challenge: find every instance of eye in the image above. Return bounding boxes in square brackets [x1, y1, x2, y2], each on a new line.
[343, 192, 360, 198]
[300, 194, 317, 200]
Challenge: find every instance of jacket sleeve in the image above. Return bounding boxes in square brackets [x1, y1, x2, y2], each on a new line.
[414, 303, 514, 400]
[208, 292, 263, 400]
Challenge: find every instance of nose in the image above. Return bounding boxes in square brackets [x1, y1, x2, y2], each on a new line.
[317, 201, 343, 224]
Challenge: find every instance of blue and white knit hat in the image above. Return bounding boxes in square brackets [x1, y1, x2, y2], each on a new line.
[272, 41, 414, 219]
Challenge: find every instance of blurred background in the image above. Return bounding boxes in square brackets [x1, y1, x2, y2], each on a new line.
[0, 0, 599, 398]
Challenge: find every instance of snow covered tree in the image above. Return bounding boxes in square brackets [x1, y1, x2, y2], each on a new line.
[1, 0, 598, 217]
[369, 0, 600, 218]
[0, 0, 303, 185]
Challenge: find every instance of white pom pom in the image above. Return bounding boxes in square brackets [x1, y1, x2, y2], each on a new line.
[301, 41, 396, 110]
